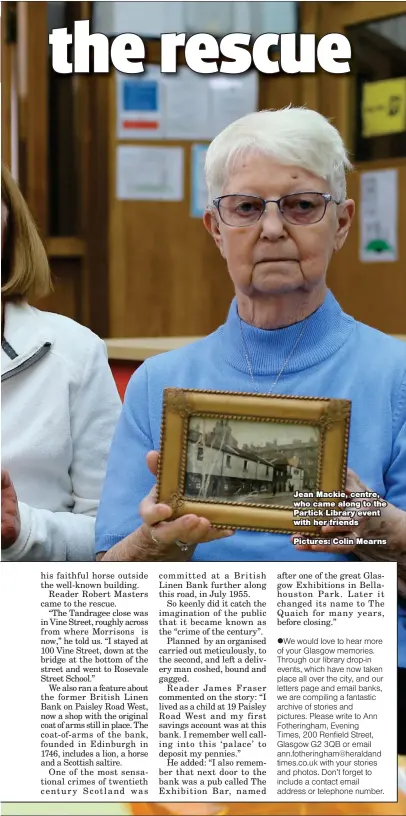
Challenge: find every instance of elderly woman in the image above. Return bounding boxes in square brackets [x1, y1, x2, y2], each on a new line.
[95, 108, 406, 742]
[1, 163, 121, 560]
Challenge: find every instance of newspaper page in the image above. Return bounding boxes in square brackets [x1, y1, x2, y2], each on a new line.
[1, 561, 404, 816]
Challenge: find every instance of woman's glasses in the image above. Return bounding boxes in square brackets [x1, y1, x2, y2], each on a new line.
[213, 192, 339, 227]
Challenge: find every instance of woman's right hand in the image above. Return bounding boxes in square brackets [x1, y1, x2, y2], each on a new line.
[97, 451, 234, 562]
[1, 469, 20, 549]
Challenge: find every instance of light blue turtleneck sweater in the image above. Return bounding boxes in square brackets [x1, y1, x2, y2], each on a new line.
[96, 291, 406, 663]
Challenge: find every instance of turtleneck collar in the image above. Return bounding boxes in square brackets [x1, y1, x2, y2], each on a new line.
[220, 289, 355, 376]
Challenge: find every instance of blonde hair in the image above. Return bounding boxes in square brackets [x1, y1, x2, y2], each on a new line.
[205, 107, 353, 203]
[1, 163, 52, 302]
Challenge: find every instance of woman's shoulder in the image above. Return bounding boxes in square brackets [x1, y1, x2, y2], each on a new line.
[140, 331, 222, 376]
[122, 330, 223, 400]
[354, 319, 406, 367]
[23, 306, 110, 387]
[30, 306, 106, 356]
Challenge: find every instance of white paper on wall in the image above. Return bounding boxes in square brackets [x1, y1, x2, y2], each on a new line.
[360, 169, 398, 262]
[116, 145, 184, 201]
[162, 70, 211, 140]
[208, 72, 259, 136]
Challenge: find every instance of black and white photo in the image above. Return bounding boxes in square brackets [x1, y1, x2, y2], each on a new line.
[185, 417, 320, 507]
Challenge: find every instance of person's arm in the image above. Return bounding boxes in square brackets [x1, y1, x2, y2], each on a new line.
[95, 363, 156, 556]
[384, 378, 406, 515]
[95, 366, 233, 561]
[2, 338, 121, 562]
[349, 413, 406, 596]
[354, 377, 406, 552]
[2, 500, 97, 561]
[294, 376, 406, 556]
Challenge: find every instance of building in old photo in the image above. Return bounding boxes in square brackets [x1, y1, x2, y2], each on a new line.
[186, 420, 308, 502]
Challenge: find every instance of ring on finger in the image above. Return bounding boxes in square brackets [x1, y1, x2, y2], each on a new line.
[149, 528, 190, 553]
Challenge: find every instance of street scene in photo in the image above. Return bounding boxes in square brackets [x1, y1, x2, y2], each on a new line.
[185, 417, 320, 506]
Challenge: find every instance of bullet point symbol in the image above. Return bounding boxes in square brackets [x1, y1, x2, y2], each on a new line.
[278, 638, 283, 643]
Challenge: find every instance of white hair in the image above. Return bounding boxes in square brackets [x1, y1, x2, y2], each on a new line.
[205, 107, 352, 204]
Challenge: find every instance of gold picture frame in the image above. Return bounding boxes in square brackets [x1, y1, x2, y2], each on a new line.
[157, 388, 351, 535]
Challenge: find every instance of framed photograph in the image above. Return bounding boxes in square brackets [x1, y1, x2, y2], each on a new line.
[157, 388, 351, 535]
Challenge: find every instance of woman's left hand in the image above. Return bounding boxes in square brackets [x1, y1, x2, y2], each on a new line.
[292, 468, 406, 555]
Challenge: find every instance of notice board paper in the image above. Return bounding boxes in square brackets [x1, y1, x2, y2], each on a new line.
[360, 169, 398, 262]
[208, 73, 258, 136]
[116, 66, 163, 140]
[116, 146, 184, 201]
[162, 71, 211, 140]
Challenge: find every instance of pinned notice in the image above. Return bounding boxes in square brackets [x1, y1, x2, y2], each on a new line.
[360, 169, 398, 263]
[117, 66, 163, 139]
[116, 146, 184, 201]
[362, 78, 406, 138]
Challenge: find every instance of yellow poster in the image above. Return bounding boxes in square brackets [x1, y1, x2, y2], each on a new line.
[362, 78, 406, 138]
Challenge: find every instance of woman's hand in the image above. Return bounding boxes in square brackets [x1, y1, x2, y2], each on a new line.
[97, 451, 234, 562]
[1, 469, 21, 548]
[292, 468, 406, 555]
